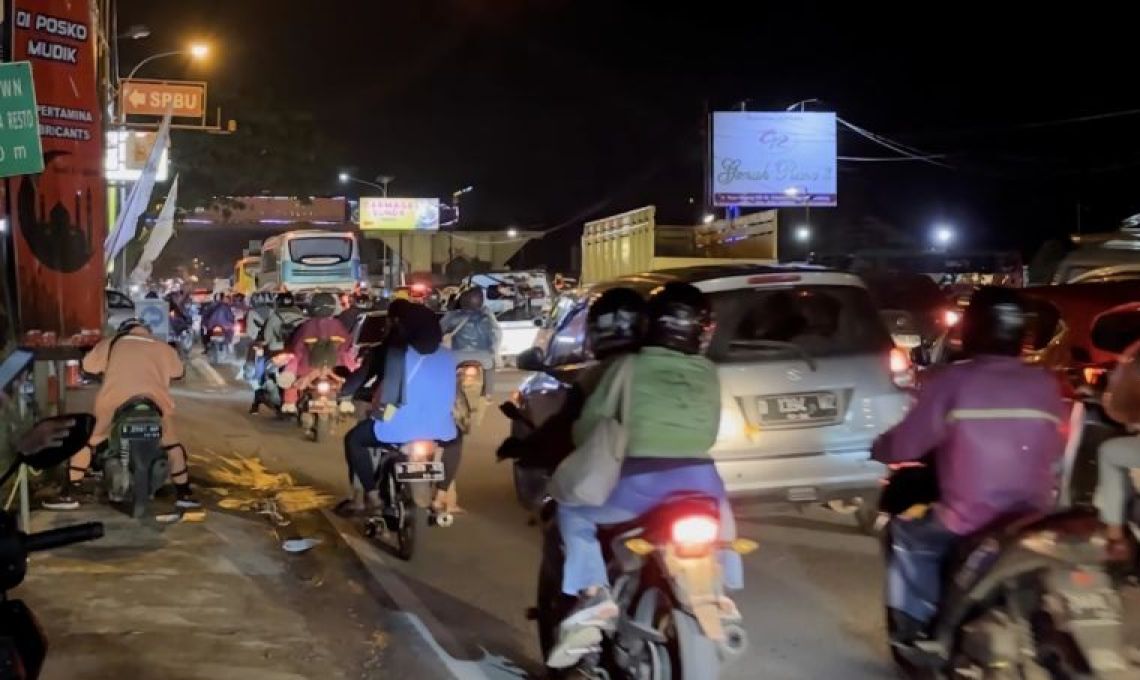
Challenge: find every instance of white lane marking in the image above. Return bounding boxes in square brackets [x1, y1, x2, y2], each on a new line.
[325, 511, 528, 680]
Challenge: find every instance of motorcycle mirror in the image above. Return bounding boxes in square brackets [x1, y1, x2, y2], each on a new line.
[515, 347, 547, 373]
[1090, 304, 1140, 355]
[20, 414, 95, 471]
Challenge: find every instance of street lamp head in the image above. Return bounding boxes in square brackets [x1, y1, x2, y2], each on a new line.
[337, 172, 350, 183]
[933, 224, 955, 246]
[189, 43, 209, 59]
[795, 225, 812, 243]
[507, 228, 519, 238]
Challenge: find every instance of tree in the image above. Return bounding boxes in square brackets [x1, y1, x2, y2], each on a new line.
[170, 87, 345, 210]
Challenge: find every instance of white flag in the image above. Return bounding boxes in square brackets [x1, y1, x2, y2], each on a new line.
[105, 111, 172, 263]
[129, 175, 179, 284]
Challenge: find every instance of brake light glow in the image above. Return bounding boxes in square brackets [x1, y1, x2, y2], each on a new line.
[943, 309, 962, 327]
[408, 440, 434, 461]
[671, 516, 719, 557]
[889, 347, 915, 389]
[1083, 367, 1106, 386]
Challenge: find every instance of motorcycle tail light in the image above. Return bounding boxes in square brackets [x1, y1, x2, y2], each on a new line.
[404, 440, 435, 461]
[1082, 366, 1106, 386]
[943, 309, 962, 327]
[671, 515, 719, 558]
[889, 347, 915, 389]
[316, 381, 331, 395]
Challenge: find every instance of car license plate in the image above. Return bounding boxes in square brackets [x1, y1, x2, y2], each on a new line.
[395, 461, 445, 483]
[757, 393, 839, 424]
[122, 423, 161, 440]
[892, 333, 922, 348]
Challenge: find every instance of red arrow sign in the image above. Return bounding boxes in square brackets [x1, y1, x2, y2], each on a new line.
[120, 79, 206, 118]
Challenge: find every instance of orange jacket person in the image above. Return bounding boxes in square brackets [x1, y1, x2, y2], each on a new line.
[43, 319, 200, 511]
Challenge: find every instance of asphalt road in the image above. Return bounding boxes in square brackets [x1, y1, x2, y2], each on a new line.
[173, 373, 1139, 680]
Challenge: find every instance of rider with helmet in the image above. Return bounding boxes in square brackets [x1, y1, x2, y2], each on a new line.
[262, 292, 305, 353]
[279, 292, 355, 415]
[440, 285, 500, 367]
[337, 291, 372, 337]
[872, 286, 1066, 644]
[44, 318, 199, 510]
[547, 282, 741, 669]
[201, 292, 236, 351]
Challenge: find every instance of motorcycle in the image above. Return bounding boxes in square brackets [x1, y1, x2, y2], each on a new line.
[98, 397, 169, 518]
[296, 374, 343, 442]
[0, 415, 105, 679]
[879, 456, 1134, 679]
[499, 403, 753, 679]
[206, 325, 228, 364]
[364, 440, 453, 561]
[531, 495, 753, 679]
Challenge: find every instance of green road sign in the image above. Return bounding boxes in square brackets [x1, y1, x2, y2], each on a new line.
[0, 61, 44, 178]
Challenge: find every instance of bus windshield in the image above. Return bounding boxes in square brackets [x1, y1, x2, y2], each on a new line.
[288, 237, 353, 265]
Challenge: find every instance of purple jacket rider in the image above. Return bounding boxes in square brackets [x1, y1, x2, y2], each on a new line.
[872, 355, 1067, 535]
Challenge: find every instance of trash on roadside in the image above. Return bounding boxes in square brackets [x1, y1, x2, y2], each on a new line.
[281, 537, 321, 553]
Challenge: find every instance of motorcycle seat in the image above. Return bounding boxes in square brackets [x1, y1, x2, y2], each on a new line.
[114, 397, 163, 419]
[599, 493, 720, 543]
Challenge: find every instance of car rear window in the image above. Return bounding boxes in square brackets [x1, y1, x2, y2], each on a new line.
[706, 285, 892, 363]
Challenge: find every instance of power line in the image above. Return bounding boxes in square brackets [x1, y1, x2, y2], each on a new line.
[837, 117, 953, 168]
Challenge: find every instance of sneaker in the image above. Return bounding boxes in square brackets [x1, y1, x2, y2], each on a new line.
[175, 492, 202, 509]
[547, 590, 619, 669]
[43, 494, 80, 511]
[281, 402, 298, 415]
[337, 400, 356, 415]
[718, 596, 743, 622]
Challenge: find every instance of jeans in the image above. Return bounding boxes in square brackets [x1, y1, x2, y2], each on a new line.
[887, 513, 958, 625]
[1095, 435, 1140, 526]
[557, 463, 743, 596]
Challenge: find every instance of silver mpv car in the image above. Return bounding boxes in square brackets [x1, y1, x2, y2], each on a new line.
[510, 265, 911, 531]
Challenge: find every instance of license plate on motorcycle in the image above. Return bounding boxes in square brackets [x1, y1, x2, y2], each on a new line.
[122, 423, 161, 440]
[757, 392, 839, 424]
[395, 461, 444, 483]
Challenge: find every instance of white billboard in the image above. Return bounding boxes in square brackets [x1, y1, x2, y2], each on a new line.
[712, 111, 837, 207]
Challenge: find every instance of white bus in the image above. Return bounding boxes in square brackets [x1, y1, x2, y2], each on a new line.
[258, 230, 363, 295]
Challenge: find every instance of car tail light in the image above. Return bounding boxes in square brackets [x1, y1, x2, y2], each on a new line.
[211, 326, 224, 336]
[889, 347, 915, 389]
[1082, 366, 1107, 387]
[316, 380, 331, 395]
[943, 309, 962, 327]
[671, 515, 719, 557]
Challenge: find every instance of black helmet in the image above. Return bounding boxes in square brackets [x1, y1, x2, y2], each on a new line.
[587, 287, 647, 359]
[645, 282, 711, 355]
[458, 285, 484, 311]
[961, 286, 1026, 357]
[310, 292, 337, 318]
[275, 292, 295, 309]
[117, 317, 148, 334]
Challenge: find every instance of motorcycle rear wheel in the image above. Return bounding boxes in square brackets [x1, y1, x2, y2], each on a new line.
[644, 587, 718, 680]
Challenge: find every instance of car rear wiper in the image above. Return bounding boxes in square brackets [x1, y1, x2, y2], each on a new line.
[727, 339, 817, 371]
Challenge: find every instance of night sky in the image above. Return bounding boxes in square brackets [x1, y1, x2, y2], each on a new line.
[118, 0, 1140, 258]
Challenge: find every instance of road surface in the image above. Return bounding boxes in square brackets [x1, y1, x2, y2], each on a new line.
[172, 373, 1138, 679]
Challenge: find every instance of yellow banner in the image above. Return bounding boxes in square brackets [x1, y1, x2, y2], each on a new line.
[360, 197, 440, 231]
